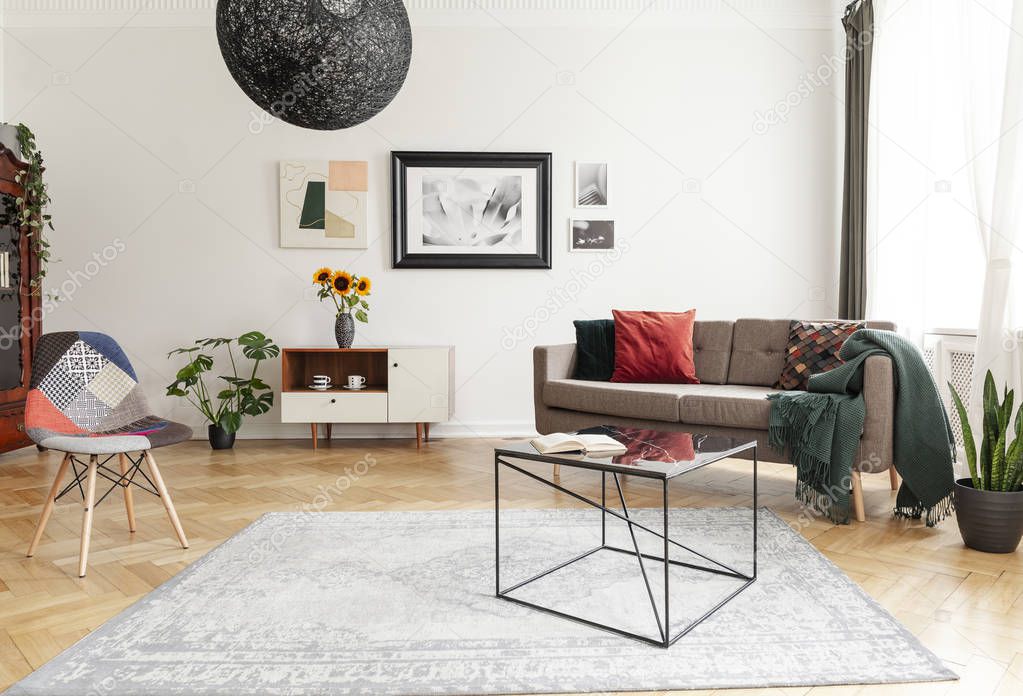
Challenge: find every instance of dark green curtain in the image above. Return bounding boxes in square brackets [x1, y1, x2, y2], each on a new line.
[838, 0, 874, 320]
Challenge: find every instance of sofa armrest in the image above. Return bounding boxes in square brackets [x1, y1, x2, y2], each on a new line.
[857, 354, 895, 472]
[533, 344, 577, 432]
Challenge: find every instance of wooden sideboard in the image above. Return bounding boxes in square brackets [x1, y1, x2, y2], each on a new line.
[281, 346, 454, 449]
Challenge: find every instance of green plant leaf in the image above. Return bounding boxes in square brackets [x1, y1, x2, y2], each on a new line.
[982, 372, 999, 489]
[218, 412, 243, 434]
[238, 331, 280, 360]
[355, 309, 368, 323]
[949, 381, 980, 489]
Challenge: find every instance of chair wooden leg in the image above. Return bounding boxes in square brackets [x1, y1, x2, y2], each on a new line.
[118, 453, 137, 533]
[27, 453, 72, 558]
[850, 470, 866, 523]
[144, 451, 188, 549]
[78, 455, 99, 578]
[889, 466, 900, 491]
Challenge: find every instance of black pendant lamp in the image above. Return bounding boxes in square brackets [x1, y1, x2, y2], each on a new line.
[216, 0, 412, 130]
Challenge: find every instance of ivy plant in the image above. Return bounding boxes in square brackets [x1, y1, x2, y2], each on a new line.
[12, 124, 53, 293]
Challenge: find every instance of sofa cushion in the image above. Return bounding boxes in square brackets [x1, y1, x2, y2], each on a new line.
[677, 384, 778, 430]
[693, 321, 733, 385]
[610, 309, 699, 384]
[727, 319, 791, 386]
[775, 320, 863, 390]
[544, 380, 691, 422]
[572, 319, 615, 381]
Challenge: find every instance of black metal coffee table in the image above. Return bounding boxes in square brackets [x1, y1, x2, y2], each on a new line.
[494, 425, 757, 648]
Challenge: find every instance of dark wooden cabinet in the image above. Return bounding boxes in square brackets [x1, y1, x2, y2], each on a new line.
[0, 143, 42, 453]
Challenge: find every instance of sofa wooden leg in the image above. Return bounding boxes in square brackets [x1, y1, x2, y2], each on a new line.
[850, 470, 866, 522]
[27, 453, 71, 558]
[889, 466, 900, 491]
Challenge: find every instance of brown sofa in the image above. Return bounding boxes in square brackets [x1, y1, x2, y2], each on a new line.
[534, 318, 898, 521]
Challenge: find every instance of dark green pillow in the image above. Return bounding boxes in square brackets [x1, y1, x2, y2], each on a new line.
[572, 319, 615, 381]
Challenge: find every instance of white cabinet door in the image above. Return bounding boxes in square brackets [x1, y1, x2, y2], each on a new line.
[387, 348, 451, 423]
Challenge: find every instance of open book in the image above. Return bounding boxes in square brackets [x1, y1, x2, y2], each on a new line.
[530, 432, 628, 455]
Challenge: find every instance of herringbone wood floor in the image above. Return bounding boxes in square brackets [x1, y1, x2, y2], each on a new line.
[1, 437, 1021, 695]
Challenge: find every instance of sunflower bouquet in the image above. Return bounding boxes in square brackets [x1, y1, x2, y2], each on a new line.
[313, 267, 371, 323]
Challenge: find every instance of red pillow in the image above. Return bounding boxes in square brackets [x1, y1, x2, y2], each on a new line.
[610, 309, 699, 384]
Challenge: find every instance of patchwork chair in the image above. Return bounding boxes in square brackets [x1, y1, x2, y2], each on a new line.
[25, 331, 191, 577]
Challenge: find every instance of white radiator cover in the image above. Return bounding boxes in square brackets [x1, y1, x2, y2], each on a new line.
[923, 330, 977, 448]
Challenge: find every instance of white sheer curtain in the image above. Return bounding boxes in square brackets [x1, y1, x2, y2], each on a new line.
[969, 0, 1023, 410]
[867, 0, 1023, 404]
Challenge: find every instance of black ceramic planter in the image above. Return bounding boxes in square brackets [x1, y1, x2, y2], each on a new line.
[954, 478, 1023, 553]
[208, 424, 236, 450]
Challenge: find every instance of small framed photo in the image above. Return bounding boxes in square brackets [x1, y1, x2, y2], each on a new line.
[574, 161, 609, 207]
[570, 218, 615, 252]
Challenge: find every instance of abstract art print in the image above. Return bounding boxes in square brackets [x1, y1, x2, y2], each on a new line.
[392, 151, 551, 268]
[570, 218, 615, 252]
[280, 161, 368, 248]
[575, 161, 609, 207]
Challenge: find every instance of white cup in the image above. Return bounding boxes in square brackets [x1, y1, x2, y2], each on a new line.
[313, 374, 332, 387]
[347, 375, 366, 389]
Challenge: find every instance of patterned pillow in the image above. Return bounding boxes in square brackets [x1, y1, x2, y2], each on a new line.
[775, 320, 863, 391]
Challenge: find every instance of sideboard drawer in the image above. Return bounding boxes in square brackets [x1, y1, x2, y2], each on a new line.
[281, 393, 387, 423]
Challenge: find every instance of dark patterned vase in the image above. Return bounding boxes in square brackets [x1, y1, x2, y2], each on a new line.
[335, 313, 355, 348]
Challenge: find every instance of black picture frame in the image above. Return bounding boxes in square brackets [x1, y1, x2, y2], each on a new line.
[391, 151, 552, 269]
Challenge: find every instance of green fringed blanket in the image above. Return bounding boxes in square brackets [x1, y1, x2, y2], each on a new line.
[767, 329, 956, 525]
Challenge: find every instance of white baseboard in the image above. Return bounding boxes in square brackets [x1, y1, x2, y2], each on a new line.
[194, 421, 538, 441]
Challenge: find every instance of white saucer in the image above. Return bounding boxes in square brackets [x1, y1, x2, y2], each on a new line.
[308, 384, 331, 391]
[343, 385, 367, 390]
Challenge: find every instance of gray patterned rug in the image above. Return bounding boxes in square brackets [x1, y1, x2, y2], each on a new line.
[6, 508, 955, 695]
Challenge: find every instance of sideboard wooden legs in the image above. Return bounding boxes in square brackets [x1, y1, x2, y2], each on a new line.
[308, 422, 432, 449]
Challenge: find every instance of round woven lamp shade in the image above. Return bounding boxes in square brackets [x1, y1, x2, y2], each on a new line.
[216, 0, 412, 130]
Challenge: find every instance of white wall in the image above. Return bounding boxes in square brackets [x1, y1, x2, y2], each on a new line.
[1, 1, 845, 438]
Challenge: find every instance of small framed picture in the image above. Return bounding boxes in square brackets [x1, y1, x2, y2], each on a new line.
[574, 161, 609, 207]
[570, 218, 615, 252]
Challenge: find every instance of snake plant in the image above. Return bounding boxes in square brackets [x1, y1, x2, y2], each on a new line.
[948, 370, 1023, 492]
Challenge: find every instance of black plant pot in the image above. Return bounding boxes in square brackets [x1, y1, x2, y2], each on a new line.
[954, 478, 1023, 553]
[208, 424, 236, 450]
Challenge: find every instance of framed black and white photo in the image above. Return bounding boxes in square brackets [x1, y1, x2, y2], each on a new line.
[574, 161, 609, 208]
[391, 151, 552, 268]
[570, 218, 615, 252]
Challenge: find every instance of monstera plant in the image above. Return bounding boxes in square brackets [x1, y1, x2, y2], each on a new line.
[167, 331, 279, 449]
